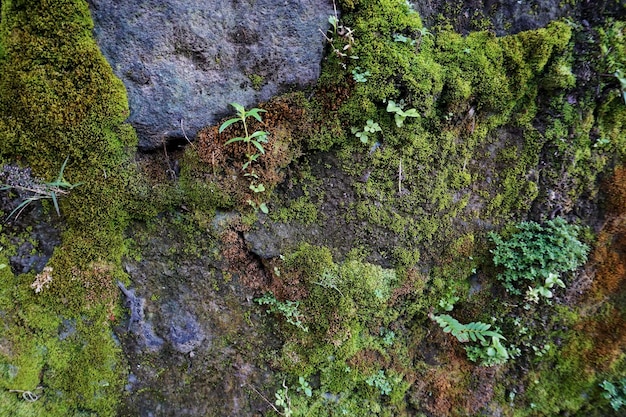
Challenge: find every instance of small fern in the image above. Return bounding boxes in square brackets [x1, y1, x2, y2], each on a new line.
[430, 313, 509, 366]
[430, 314, 504, 343]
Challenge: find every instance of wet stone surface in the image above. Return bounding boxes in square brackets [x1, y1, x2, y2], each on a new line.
[116, 214, 280, 416]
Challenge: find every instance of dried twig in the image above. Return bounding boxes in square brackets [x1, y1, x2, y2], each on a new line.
[9, 387, 42, 402]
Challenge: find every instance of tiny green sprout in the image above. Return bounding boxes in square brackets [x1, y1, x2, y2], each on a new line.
[525, 272, 565, 303]
[297, 376, 312, 397]
[247, 200, 269, 214]
[351, 119, 381, 144]
[386, 100, 420, 127]
[438, 294, 459, 312]
[249, 183, 266, 193]
[351, 66, 371, 83]
[393, 33, 416, 46]
[274, 381, 293, 417]
[594, 137, 611, 148]
[415, 27, 433, 48]
[418, 27, 433, 38]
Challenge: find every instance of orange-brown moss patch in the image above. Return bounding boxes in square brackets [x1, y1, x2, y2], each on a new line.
[195, 93, 310, 208]
[577, 308, 626, 371]
[220, 227, 268, 290]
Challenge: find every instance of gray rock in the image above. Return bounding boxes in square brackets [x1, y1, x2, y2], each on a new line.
[88, 0, 335, 150]
[117, 281, 165, 352]
[161, 302, 206, 354]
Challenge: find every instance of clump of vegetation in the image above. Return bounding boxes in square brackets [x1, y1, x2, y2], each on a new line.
[430, 313, 509, 366]
[219, 103, 269, 173]
[489, 217, 589, 295]
[600, 378, 626, 411]
[351, 119, 381, 144]
[256, 292, 309, 332]
[219, 102, 271, 213]
[385, 100, 419, 127]
[1, 157, 81, 220]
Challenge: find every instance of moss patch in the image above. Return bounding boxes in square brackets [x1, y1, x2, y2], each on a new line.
[0, 1, 138, 415]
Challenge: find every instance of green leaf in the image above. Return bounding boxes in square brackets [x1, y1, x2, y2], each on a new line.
[250, 183, 266, 193]
[249, 130, 268, 141]
[483, 331, 506, 340]
[230, 102, 245, 114]
[386, 100, 402, 113]
[403, 108, 420, 118]
[224, 136, 246, 145]
[251, 140, 266, 154]
[56, 156, 70, 183]
[219, 118, 240, 133]
[364, 119, 381, 133]
[260, 203, 269, 214]
[246, 108, 267, 122]
[51, 191, 60, 216]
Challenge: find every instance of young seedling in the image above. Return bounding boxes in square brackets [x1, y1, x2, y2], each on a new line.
[351, 119, 381, 144]
[415, 26, 433, 50]
[351, 67, 371, 83]
[219, 103, 269, 171]
[386, 100, 420, 127]
[248, 200, 269, 214]
[393, 33, 416, 46]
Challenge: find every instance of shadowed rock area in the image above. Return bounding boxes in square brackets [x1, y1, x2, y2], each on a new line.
[412, 0, 624, 35]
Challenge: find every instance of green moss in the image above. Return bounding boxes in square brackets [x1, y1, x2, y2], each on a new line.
[0, 1, 138, 415]
[267, 244, 411, 416]
[513, 336, 596, 416]
[248, 73, 264, 90]
[271, 196, 319, 225]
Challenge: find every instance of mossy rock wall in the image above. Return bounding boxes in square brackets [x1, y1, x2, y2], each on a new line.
[0, 0, 625, 416]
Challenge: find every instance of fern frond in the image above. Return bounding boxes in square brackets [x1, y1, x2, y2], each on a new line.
[431, 314, 504, 344]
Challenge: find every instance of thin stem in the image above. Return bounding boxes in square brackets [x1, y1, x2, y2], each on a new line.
[242, 115, 251, 156]
[245, 383, 282, 415]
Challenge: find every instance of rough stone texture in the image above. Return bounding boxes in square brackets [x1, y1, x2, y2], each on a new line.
[87, 0, 335, 150]
[117, 215, 280, 416]
[412, 0, 624, 35]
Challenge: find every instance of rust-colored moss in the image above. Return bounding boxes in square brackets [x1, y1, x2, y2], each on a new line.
[422, 354, 472, 417]
[577, 309, 626, 371]
[606, 165, 626, 214]
[590, 165, 626, 298]
[195, 93, 310, 209]
[219, 227, 268, 291]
